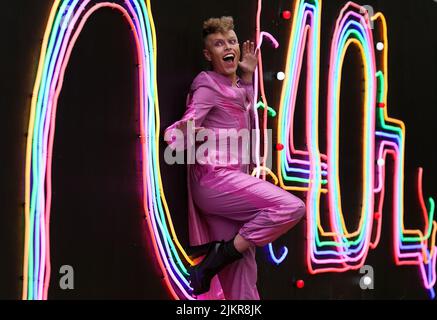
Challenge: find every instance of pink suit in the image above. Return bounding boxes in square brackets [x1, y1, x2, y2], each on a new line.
[164, 70, 305, 300]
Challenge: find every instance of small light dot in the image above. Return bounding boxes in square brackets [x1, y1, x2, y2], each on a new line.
[377, 158, 385, 167]
[376, 42, 384, 51]
[282, 10, 292, 20]
[363, 276, 372, 286]
[296, 280, 305, 289]
[277, 72, 286, 81]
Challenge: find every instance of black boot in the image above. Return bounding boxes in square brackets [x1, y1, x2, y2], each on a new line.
[188, 237, 243, 295]
[186, 241, 221, 259]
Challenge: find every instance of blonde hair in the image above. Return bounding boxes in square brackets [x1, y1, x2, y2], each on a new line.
[202, 16, 235, 42]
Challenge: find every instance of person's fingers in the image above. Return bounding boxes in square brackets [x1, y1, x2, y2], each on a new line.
[250, 41, 255, 54]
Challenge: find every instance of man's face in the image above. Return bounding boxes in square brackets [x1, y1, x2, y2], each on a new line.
[203, 30, 241, 77]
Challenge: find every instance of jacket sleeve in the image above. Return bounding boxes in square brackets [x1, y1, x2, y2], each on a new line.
[240, 79, 257, 174]
[164, 77, 217, 151]
[240, 78, 255, 106]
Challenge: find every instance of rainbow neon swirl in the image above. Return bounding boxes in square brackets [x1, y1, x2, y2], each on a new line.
[23, 0, 197, 300]
[277, 0, 436, 298]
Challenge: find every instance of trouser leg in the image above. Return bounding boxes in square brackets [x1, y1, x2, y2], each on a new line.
[192, 168, 306, 247]
[191, 168, 306, 299]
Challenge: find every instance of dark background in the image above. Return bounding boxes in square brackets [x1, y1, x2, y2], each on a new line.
[0, 0, 436, 299]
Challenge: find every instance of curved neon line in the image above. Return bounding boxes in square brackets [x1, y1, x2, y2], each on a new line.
[278, 0, 436, 295]
[24, 0, 197, 300]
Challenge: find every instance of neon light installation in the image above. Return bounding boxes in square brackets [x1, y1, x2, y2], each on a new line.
[23, 0, 197, 300]
[277, 0, 436, 298]
[24, 0, 436, 300]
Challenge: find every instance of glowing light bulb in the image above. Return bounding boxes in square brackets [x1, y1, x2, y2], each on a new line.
[296, 280, 305, 289]
[277, 71, 285, 81]
[376, 42, 384, 51]
[363, 276, 372, 286]
[282, 10, 292, 20]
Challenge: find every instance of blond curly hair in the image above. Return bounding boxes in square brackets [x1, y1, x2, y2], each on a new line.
[202, 16, 235, 42]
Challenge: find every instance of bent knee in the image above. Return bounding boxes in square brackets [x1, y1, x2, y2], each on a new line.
[284, 195, 306, 220]
[271, 194, 306, 223]
[295, 198, 306, 219]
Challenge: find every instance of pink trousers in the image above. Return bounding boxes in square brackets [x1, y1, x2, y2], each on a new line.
[190, 165, 306, 300]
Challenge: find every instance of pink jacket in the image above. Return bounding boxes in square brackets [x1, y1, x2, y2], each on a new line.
[164, 70, 255, 299]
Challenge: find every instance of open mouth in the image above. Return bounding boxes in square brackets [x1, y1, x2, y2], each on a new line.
[222, 53, 235, 63]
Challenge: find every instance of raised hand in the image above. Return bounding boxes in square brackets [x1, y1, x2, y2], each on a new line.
[238, 40, 258, 77]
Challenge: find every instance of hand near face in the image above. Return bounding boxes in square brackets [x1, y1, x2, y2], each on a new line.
[238, 41, 258, 75]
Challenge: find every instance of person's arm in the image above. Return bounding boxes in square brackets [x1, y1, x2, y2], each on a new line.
[238, 41, 257, 174]
[246, 95, 257, 175]
[164, 85, 216, 151]
[240, 77, 254, 104]
[240, 72, 254, 85]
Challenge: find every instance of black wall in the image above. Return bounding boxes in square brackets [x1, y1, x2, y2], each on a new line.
[1, 0, 436, 299]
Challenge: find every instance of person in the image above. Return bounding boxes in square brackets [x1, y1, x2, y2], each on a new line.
[164, 16, 305, 300]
